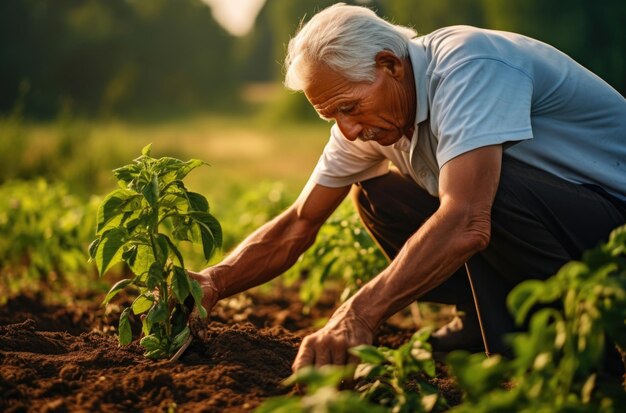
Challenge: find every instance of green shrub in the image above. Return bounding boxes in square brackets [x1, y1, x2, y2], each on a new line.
[0, 179, 99, 299]
[286, 201, 388, 311]
[89, 144, 222, 358]
[259, 224, 626, 412]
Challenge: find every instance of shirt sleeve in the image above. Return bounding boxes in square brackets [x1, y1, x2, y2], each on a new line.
[431, 58, 534, 168]
[308, 124, 389, 188]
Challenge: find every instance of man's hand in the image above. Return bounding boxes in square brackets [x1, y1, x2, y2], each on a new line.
[188, 270, 221, 319]
[292, 303, 375, 372]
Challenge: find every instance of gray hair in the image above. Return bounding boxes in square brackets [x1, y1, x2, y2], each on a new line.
[284, 3, 417, 91]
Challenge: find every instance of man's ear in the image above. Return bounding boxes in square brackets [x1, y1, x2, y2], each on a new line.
[375, 50, 404, 79]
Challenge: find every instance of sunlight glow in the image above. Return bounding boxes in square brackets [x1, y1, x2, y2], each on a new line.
[201, 0, 266, 37]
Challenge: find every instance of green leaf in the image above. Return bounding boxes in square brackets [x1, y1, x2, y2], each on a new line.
[102, 278, 132, 306]
[141, 313, 151, 337]
[172, 266, 191, 304]
[132, 294, 154, 315]
[142, 174, 159, 208]
[411, 327, 433, 344]
[421, 358, 437, 378]
[113, 163, 142, 185]
[507, 279, 547, 325]
[581, 373, 597, 404]
[146, 300, 168, 326]
[255, 397, 305, 413]
[188, 211, 222, 261]
[118, 307, 133, 346]
[147, 263, 164, 290]
[189, 279, 208, 319]
[154, 233, 170, 266]
[171, 326, 191, 352]
[162, 234, 185, 267]
[175, 159, 205, 181]
[95, 228, 127, 276]
[129, 243, 155, 276]
[171, 215, 194, 242]
[145, 348, 167, 359]
[88, 238, 100, 261]
[187, 192, 209, 212]
[350, 345, 387, 364]
[122, 243, 138, 264]
[96, 189, 140, 233]
[140, 334, 162, 352]
[142, 143, 152, 156]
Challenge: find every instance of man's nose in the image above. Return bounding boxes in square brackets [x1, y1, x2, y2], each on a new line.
[336, 115, 362, 141]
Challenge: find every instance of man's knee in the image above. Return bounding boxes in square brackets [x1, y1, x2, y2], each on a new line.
[351, 171, 438, 260]
[352, 171, 438, 225]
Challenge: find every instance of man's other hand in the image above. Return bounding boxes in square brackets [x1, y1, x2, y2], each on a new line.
[292, 304, 374, 372]
[187, 270, 221, 321]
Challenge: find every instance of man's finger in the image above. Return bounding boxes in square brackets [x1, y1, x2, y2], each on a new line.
[330, 342, 347, 366]
[314, 346, 332, 368]
[292, 337, 316, 372]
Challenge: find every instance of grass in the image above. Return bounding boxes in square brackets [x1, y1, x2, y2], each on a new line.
[0, 109, 331, 207]
[0, 108, 334, 272]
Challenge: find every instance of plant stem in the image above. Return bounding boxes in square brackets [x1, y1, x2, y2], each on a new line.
[161, 280, 171, 337]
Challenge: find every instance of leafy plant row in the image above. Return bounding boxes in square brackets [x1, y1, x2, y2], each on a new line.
[285, 200, 389, 312]
[258, 224, 626, 412]
[0, 179, 100, 301]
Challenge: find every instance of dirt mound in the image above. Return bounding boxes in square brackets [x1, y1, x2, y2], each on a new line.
[0, 289, 458, 412]
[0, 316, 299, 412]
[0, 294, 100, 335]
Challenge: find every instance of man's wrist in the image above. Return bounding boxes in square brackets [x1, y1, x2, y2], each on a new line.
[346, 290, 386, 333]
[198, 267, 225, 298]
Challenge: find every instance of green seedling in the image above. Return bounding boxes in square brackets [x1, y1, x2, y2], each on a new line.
[447, 223, 626, 412]
[89, 144, 221, 359]
[256, 364, 387, 413]
[0, 179, 99, 300]
[351, 328, 445, 413]
[256, 329, 443, 413]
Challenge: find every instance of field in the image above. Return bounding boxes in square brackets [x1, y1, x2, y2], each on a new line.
[0, 113, 624, 412]
[1, 286, 463, 412]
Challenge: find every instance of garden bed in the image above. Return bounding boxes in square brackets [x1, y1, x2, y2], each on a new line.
[0, 287, 460, 412]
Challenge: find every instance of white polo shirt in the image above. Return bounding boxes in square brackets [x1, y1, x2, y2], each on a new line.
[308, 26, 626, 202]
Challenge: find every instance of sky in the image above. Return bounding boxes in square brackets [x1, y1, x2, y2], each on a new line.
[201, 0, 267, 37]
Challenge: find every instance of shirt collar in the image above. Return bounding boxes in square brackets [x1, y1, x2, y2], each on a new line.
[407, 37, 429, 125]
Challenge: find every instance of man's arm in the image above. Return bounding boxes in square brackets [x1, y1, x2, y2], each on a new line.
[192, 181, 350, 311]
[293, 144, 502, 370]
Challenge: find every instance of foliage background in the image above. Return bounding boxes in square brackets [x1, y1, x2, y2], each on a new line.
[1, 0, 624, 120]
[0, 0, 624, 297]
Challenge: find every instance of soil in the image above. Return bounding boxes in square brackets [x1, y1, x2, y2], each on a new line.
[0, 286, 461, 412]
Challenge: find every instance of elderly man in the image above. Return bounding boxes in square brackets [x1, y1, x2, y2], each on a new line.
[192, 3, 626, 370]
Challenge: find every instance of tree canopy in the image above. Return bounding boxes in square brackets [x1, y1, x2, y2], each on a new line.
[1, 0, 623, 118]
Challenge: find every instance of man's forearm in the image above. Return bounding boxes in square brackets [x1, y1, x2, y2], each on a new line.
[200, 206, 320, 299]
[349, 205, 490, 331]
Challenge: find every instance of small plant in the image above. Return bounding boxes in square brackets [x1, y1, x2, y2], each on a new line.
[0, 179, 99, 301]
[255, 364, 386, 413]
[256, 329, 443, 413]
[351, 328, 445, 413]
[447, 223, 626, 412]
[89, 144, 222, 359]
[286, 201, 389, 312]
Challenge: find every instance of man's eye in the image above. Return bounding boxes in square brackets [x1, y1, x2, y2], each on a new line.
[338, 104, 357, 115]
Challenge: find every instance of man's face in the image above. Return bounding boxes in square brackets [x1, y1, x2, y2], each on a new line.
[304, 52, 416, 146]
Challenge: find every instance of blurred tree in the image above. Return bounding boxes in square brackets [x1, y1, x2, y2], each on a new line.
[0, 0, 623, 119]
[0, 0, 239, 118]
[481, 0, 625, 95]
[380, 0, 485, 33]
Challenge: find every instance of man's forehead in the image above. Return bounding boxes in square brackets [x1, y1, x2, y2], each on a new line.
[304, 65, 355, 106]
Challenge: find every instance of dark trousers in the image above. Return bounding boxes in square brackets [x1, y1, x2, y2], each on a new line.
[352, 156, 625, 355]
